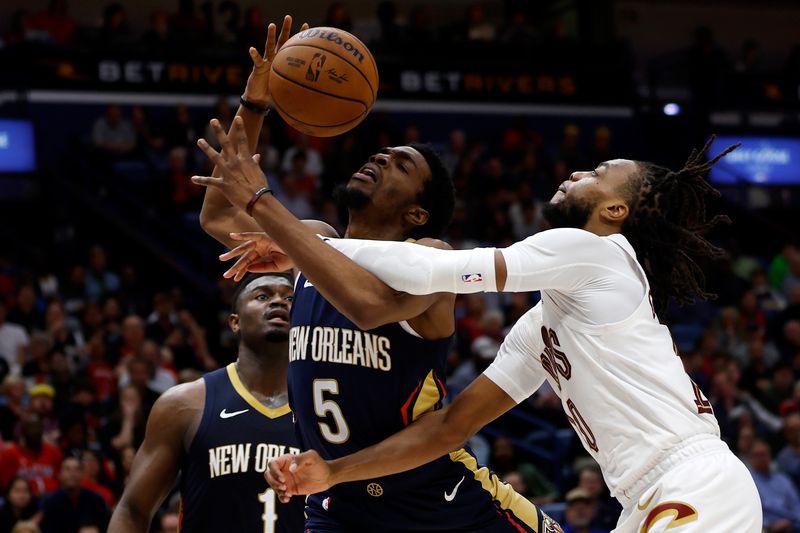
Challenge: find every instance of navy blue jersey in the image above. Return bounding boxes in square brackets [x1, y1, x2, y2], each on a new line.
[288, 273, 552, 533]
[179, 364, 304, 533]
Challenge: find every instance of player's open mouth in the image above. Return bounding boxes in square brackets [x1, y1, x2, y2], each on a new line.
[352, 164, 380, 184]
[266, 310, 289, 325]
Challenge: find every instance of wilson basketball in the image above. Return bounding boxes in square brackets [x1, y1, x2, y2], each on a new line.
[270, 27, 379, 137]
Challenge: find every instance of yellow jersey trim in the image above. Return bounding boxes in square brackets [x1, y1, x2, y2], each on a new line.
[226, 363, 292, 419]
[449, 448, 541, 529]
[412, 370, 441, 421]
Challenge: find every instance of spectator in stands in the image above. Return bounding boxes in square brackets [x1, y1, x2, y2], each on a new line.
[92, 105, 136, 159]
[100, 385, 146, 460]
[463, 3, 495, 42]
[118, 340, 175, 394]
[575, 465, 620, 532]
[141, 10, 170, 47]
[10, 521, 40, 533]
[98, 2, 131, 47]
[282, 134, 323, 178]
[165, 147, 202, 212]
[255, 127, 281, 176]
[163, 104, 197, 152]
[27, 384, 59, 445]
[760, 363, 796, 414]
[29, 0, 75, 45]
[562, 488, 608, 533]
[0, 377, 26, 441]
[123, 358, 160, 417]
[238, 5, 267, 47]
[1, 10, 32, 48]
[0, 413, 63, 495]
[159, 510, 180, 533]
[777, 412, 800, 490]
[750, 439, 800, 532]
[84, 245, 120, 305]
[0, 301, 28, 378]
[21, 333, 53, 380]
[7, 285, 43, 334]
[323, 2, 352, 32]
[115, 315, 145, 363]
[374, 1, 401, 45]
[79, 450, 115, 509]
[168, 0, 206, 44]
[769, 244, 800, 292]
[275, 168, 316, 220]
[492, 436, 558, 504]
[780, 320, 800, 361]
[40, 456, 110, 533]
[0, 477, 38, 532]
[500, 9, 537, 46]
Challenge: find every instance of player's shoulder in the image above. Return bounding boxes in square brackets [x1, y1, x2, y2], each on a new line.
[152, 379, 205, 418]
[413, 238, 452, 250]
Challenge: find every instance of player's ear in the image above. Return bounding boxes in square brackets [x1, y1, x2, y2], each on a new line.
[228, 313, 240, 334]
[405, 206, 429, 229]
[599, 200, 629, 225]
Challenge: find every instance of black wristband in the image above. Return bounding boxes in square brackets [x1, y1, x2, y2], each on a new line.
[240, 96, 270, 115]
[246, 187, 273, 216]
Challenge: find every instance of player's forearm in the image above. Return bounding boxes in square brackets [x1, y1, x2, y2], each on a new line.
[248, 196, 405, 326]
[322, 238, 507, 293]
[328, 407, 467, 484]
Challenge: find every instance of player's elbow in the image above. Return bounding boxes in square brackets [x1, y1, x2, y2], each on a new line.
[110, 496, 151, 531]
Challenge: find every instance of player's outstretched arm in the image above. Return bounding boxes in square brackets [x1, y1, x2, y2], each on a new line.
[266, 375, 516, 502]
[109, 382, 202, 532]
[194, 119, 454, 333]
[200, 15, 308, 248]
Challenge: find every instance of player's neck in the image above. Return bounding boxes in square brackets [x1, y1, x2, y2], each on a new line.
[236, 342, 288, 400]
[344, 217, 406, 241]
[582, 219, 621, 237]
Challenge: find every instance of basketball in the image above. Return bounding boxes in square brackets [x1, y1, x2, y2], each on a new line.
[270, 27, 379, 137]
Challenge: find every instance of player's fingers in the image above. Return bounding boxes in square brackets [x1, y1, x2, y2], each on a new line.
[209, 119, 235, 159]
[219, 240, 254, 261]
[300, 22, 309, 31]
[277, 15, 292, 48]
[191, 175, 224, 188]
[196, 139, 228, 171]
[265, 462, 287, 491]
[222, 249, 252, 278]
[232, 117, 251, 159]
[252, 153, 261, 164]
[265, 22, 277, 60]
[248, 46, 262, 66]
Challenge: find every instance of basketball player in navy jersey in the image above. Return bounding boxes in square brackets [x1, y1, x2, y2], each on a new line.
[196, 110, 560, 531]
[109, 272, 304, 532]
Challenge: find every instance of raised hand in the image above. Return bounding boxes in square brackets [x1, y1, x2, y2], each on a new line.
[266, 450, 334, 503]
[243, 15, 310, 107]
[219, 232, 295, 281]
[192, 116, 267, 210]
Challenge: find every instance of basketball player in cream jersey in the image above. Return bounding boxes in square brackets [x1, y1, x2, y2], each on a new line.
[194, 135, 762, 532]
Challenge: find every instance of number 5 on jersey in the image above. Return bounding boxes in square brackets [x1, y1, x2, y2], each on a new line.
[313, 379, 350, 444]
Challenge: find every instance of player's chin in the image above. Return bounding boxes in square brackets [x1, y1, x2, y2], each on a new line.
[263, 326, 290, 341]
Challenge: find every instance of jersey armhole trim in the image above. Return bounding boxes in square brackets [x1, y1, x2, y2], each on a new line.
[226, 364, 292, 419]
[398, 320, 423, 338]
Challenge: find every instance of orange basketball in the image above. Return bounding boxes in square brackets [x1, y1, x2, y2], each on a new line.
[270, 27, 379, 137]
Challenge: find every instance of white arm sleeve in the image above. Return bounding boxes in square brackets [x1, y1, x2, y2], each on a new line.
[483, 304, 548, 403]
[321, 237, 497, 295]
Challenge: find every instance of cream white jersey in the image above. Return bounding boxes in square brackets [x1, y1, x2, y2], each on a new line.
[483, 228, 721, 500]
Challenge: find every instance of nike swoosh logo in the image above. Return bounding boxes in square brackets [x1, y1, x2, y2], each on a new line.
[637, 488, 658, 511]
[304, 279, 314, 288]
[220, 408, 249, 419]
[444, 476, 465, 502]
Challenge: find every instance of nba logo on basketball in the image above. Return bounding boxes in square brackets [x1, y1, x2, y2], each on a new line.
[306, 53, 327, 82]
[461, 273, 483, 283]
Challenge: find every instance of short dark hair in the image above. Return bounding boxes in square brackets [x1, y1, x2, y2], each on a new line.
[406, 142, 455, 240]
[231, 272, 294, 313]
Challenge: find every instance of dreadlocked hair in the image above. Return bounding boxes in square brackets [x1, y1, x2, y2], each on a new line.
[622, 136, 740, 313]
